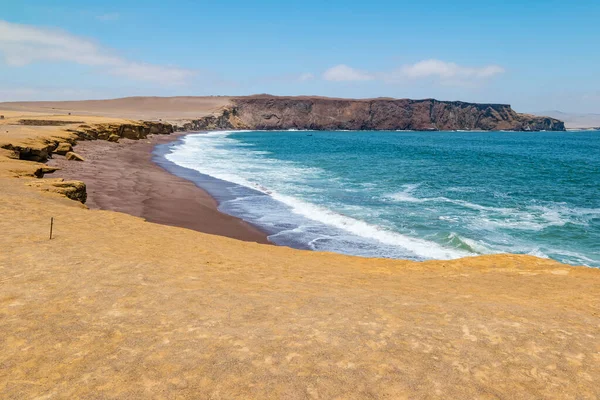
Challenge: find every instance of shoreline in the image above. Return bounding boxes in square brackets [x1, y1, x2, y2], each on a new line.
[46, 132, 271, 244]
[46, 128, 600, 266]
[152, 129, 600, 265]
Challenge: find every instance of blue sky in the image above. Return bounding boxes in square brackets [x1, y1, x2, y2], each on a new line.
[1, 0, 599, 113]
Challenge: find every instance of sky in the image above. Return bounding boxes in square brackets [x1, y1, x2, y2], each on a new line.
[1, 0, 599, 113]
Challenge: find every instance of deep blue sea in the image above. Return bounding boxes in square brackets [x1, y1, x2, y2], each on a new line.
[160, 130, 600, 267]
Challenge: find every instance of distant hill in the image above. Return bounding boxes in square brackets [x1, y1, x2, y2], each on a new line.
[184, 96, 565, 131]
[0, 96, 565, 131]
[532, 111, 600, 129]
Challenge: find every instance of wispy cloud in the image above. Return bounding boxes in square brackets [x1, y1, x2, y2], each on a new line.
[96, 12, 120, 22]
[0, 20, 195, 85]
[298, 73, 315, 81]
[0, 87, 96, 101]
[109, 63, 196, 85]
[253, 72, 316, 84]
[323, 59, 505, 85]
[389, 59, 505, 82]
[323, 65, 374, 82]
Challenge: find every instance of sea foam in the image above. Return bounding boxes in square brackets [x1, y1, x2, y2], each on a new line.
[163, 129, 600, 267]
[165, 132, 470, 260]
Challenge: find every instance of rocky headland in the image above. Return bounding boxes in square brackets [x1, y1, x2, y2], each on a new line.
[1, 95, 565, 132]
[181, 96, 565, 131]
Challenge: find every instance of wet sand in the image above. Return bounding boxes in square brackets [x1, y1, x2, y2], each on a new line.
[47, 133, 271, 244]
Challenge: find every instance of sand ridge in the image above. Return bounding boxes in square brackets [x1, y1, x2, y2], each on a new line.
[0, 107, 599, 399]
[0, 96, 233, 122]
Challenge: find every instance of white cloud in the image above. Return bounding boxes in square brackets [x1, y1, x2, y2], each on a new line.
[96, 13, 120, 22]
[394, 59, 505, 81]
[0, 88, 40, 100]
[0, 87, 95, 101]
[323, 59, 505, 85]
[298, 73, 315, 81]
[110, 63, 196, 85]
[0, 20, 195, 85]
[323, 64, 374, 82]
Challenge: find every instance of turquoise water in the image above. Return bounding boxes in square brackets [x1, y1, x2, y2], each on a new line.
[164, 130, 600, 267]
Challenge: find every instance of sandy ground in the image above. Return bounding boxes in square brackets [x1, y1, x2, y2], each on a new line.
[1, 107, 599, 399]
[46, 134, 269, 244]
[0, 96, 232, 121]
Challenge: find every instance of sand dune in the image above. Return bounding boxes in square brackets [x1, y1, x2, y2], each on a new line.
[0, 96, 232, 121]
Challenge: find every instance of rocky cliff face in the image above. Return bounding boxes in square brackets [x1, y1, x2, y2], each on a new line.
[0, 119, 175, 204]
[68, 121, 174, 141]
[178, 109, 246, 131]
[1, 121, 174, 164]
[183, 96, 565, 132]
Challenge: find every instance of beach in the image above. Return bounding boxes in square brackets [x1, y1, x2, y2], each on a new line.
[46, 133, 270, 244]
[1, 101, 599, 399]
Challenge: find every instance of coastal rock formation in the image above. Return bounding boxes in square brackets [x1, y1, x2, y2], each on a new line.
[54, 142, 73, 155]
[26, 178, 87, 203]
[65, 151, 85, 161]
[0, 111, 175, 205]
[49, 179, 87, 203]
[0, 142, 55, 162]
[178, 108, 247, 131]
[183, 96, 565, 131]
[2, 121, 174, 164]
[68, 121, 174, 141]
[144, 122, 175, 135]
[33, 166, 59, 178]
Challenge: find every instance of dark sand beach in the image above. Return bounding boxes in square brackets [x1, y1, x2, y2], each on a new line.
[47, 133, 270, 244]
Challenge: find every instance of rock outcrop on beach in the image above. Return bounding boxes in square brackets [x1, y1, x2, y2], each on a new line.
[65, 151, 85, 161]
[54, 142, 73, 155]
[0, 114, 175, 205]
[1, 120, 174, 164]
[68, 121, 174, 142]
[183, 96, 565, 131]
[26, 178, 88, 203]
[0, 142, 55, 162]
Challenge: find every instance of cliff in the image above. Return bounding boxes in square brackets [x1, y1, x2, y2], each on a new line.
[1, 119, 173, 164]
[181, 96, 565, 131]
[0, 113, 174, 204]
[0, 96, 564, 131]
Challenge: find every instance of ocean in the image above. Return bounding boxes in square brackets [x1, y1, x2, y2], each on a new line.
[157, 130, 600, 267]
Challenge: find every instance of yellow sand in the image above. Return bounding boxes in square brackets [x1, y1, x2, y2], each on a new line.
[0, 108, 599, 399]
[0, 96, 232, 121]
